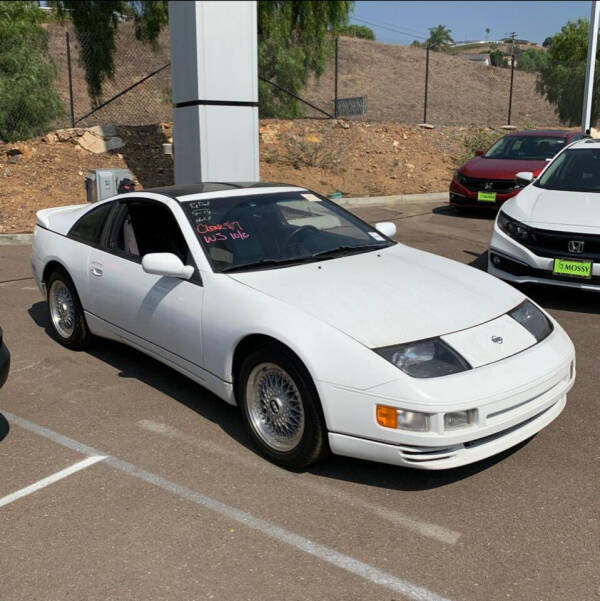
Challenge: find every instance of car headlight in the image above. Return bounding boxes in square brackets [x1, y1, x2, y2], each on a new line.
[497, 212, 535, 243]
[454, 170, 467, 185]
[509, 300, 553, 342]
[375, 338, 471, 378]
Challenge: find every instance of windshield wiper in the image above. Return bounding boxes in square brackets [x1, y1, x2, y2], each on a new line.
[310, 243, 389, 259]
[221, 244, 390, 273]
[221, 257, 321, 273]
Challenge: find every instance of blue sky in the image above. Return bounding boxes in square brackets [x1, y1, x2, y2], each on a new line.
[350, 1, 592, 45]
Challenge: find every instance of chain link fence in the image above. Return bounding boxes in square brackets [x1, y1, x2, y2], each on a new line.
[1, 23, 578, 143]
[46, 22, 172, 131]
[303, 37, 563, 126]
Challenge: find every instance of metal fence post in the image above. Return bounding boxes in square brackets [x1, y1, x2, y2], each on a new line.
[334, 36, 339, 118]
[423, 43, 430, 124]
[507, 32, 516, 125]
[507, 57, 515, 125]
[66, 31, 75, 128]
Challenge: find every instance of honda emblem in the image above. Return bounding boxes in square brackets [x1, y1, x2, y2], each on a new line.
[568, 240, 584, 254]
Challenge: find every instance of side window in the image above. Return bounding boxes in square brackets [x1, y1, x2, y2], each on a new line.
[68, 202, 113, 246]
[108, 200, 192, 265]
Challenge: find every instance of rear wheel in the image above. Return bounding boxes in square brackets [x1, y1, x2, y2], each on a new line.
[238, 345, 328, 468]
[47, 269, 91, 350]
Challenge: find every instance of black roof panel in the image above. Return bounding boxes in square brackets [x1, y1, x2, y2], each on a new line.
[147, 182, 297, 200]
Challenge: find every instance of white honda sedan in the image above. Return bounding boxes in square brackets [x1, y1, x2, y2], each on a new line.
[489, 138, 600, 290]
[32, 183, 575, 469]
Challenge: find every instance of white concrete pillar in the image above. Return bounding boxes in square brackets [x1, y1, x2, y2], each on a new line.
[169, 1, 259, 184]
[582, 1, 600, 133]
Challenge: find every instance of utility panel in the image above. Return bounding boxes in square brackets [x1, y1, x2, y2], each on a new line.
[84, 168, 135, 202]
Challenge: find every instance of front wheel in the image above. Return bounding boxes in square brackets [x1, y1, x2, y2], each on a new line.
[238, 346, 328, 468]
[47, 269, 91, 350]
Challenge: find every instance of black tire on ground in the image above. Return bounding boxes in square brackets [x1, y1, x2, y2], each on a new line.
[238, 344, 329, 469]
[46, 268, 92, 350]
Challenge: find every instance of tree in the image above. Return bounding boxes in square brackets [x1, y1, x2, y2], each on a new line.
[536, 18, 597, 125]
[337, 24, 374, 40]
[489, 49, 508, 67]
[517, 47, 548, 72]
[53, 0, 167, 105]
[485, 27, 490, 41]
[542, 36, 553, 48]
[0, 1, 63, 141]
[258, 1, 353, 117]
[52, 1, 353, 117]
[426, 24, 453, 51]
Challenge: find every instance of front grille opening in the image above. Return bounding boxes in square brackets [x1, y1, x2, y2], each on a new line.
[519, 226, 600, 261]
[461, 176, 518, 193]
[465, 404, 556, 448]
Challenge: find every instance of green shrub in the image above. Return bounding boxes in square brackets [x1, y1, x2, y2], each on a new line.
[458, 128, 502, 164]
[337, 24, 375, 40]
[0, 1, 63, 142]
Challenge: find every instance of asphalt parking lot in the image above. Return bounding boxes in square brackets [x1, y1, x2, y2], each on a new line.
[1, 201, 599, 601]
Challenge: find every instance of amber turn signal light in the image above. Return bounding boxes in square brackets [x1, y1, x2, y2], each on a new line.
[376, 404, 397, 428]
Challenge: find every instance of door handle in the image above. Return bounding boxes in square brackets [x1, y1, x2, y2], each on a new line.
[91, 266, 103, 277]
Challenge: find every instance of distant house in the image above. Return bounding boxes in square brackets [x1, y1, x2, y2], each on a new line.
[464, 54, 491, 66]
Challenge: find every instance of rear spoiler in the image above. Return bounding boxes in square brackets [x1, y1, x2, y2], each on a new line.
[35, 204, 89, 236]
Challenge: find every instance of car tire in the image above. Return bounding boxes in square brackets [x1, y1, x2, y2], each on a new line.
[238, 345, 329, 468]
[46, 268, 92, 350]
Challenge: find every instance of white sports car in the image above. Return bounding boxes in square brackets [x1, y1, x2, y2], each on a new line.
[32, 183, 575, 469]
[490, 138, 600, 290]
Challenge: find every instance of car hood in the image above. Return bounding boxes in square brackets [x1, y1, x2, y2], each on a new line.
[461, 157, 547, 179]
[228, 245, 524, 348]
[505, 186, 600, 232]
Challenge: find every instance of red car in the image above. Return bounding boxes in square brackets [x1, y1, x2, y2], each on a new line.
[449, 129, 585, 209]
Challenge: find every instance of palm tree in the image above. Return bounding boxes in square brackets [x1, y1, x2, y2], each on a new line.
[426, 25, 454, 51]
[485, 27, 490, 41]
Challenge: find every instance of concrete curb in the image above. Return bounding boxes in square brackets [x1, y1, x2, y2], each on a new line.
[0, 233, 33, 246]
[337, 192, 448, 207]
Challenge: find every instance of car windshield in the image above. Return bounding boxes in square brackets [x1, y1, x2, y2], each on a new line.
[182, 191, 395, 273]
[534, 147, 600, 192]
[484, 135, 566, 160]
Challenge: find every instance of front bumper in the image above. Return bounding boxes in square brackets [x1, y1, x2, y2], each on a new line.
[0, 329, 10, 389]
[449, 180, 519, 209]
[489, 223, 600, 291]
[318, 324, 574, 469]
[329, 394, 565, 469]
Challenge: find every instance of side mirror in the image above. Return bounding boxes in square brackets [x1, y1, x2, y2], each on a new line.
[474, 149, 485, 156]
[142, 253, 194, 280]
[515, 171, 534, 186]
[375, 221, 397, 238]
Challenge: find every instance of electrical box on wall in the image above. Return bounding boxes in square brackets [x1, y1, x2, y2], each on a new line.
[84, 168, 135, 202]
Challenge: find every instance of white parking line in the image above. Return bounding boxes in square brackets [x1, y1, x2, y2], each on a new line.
[10, 360, 42, 374]
[137, 419, 461, 545]
[0, 455, 106, 508]
[4, 410, 453, 601]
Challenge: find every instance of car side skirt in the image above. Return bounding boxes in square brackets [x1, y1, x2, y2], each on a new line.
[84, 311, 236, 405]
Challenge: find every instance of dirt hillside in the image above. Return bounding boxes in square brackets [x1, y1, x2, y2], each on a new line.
[305, 37, 559, 126]
[43, 23, 560, 129]
[1, 119, 510, 234]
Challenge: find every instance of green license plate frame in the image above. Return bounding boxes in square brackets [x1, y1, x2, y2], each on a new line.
[477, 191, 497, 202]
[552, 258, 592, 279]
